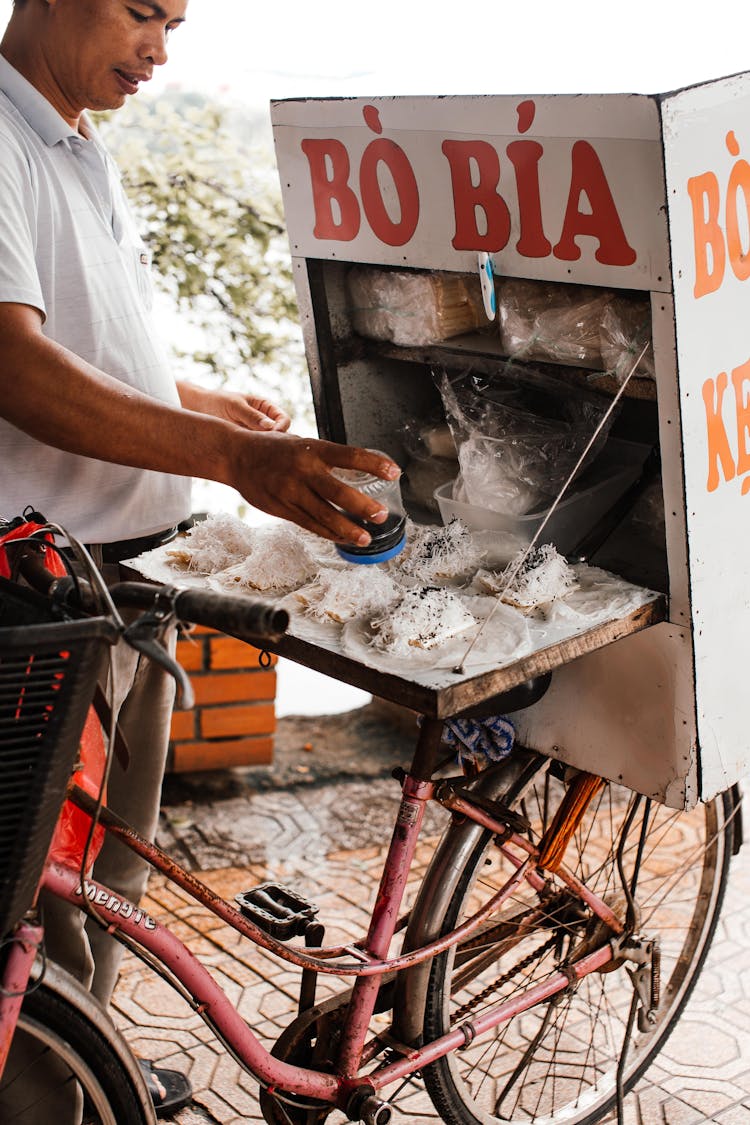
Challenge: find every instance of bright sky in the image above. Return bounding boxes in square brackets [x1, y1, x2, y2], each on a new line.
[154, 0, 750, 103]
[0, 0, 749, 105]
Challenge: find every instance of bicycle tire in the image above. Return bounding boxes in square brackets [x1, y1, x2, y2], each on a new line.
[419, 766, 735, 1125]
[0, 975, 154, 1125]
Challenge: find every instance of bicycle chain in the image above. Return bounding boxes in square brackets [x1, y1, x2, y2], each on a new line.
[453, 935, 560, 1023]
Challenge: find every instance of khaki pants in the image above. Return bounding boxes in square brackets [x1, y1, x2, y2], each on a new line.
[40, 602, 177, 1005]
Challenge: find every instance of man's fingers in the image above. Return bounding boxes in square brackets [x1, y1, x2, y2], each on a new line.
[229, 395, 292, 432]
[230, 401, 274, 430]
[247, 396, 291, 431]
[262, 469, 379, 544]
[254, 486, 372, 546]
[313, 471, 389, 526]
[317, 441, 401, 482]
[300, 489, 374, 545]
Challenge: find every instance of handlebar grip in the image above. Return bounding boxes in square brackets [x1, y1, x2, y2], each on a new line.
[110, 582, 289, 643]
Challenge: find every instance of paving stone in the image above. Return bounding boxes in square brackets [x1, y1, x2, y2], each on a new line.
[713, 1108, 750, 1125]
[660, 1099, 710, 1123]
[661, 1016, 742, 1069]
[173, 1107, 221, 1125]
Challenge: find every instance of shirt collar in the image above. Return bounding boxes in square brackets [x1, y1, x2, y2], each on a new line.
[0, 52, 78, 146]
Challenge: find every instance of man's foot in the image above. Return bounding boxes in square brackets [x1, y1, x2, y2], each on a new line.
[137, 1058, 193, 1118]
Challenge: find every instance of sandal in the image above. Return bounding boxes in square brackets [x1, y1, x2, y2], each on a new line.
[137, 1058, 193, 1118]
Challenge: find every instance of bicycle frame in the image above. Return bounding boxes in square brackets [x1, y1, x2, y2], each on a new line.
[0, 716, 633, 1115]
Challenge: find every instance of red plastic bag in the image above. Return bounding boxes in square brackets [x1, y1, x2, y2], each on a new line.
[47, 708, 107, 869]
[1, 513, 107, 870]
[0, 513, 67, 580]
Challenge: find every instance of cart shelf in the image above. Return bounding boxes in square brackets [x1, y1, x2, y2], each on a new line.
[262, 594, 666, 719]
[367, 338, 658, 401]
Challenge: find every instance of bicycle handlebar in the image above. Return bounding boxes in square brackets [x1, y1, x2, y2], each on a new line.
[12, 541, 289, 645]
[109, 582, 289, 644]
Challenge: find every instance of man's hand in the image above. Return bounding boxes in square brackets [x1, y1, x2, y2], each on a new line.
[180, 381, 400, 546]
[228, 431, 401, 546]
[177, 382, 291, 432]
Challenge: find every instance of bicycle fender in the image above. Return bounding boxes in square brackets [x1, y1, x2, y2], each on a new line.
[25, 958, 156, 1123]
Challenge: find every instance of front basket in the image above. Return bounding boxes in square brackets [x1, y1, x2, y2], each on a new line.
[0, 578, 118, 936]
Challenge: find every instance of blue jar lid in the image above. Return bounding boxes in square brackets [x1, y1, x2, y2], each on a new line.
[336, 528, 406, 565]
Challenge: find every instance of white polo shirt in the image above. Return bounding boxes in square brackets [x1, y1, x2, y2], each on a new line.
[0, 55, 192, 544]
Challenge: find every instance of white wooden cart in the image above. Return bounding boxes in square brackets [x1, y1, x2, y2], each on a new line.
[271, 74, 750, 810]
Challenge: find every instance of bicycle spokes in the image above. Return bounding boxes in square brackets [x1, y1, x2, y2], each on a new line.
[419, 773, 732, 1124]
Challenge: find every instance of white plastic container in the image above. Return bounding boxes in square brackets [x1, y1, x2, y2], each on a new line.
[434, 439, 650, 555]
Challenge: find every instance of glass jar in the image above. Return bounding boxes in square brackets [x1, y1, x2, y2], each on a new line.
[331, 454, 406, 564]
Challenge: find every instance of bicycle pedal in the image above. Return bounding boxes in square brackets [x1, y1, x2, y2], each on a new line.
[235, 883, 319, 940]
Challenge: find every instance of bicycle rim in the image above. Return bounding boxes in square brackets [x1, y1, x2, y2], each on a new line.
[421, 774, 733, 1125]
[0, 982, 153, 1125]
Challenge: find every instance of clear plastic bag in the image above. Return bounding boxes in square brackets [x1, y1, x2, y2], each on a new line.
[627, 477, 665, 546]
[347, 266, 485, 346]
[436, 367, 614, 516]
[498, 278, 611, 368]
[400, 414, 459, 514]
[497, 277, 655, 384]
[401, 456, 459, 515]
[600, 296, 655, 382]
[453, 437, 547, 515]
[401, 415, 458, 462]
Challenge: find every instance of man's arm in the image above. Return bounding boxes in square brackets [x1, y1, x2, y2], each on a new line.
[0, 303, 398, 544]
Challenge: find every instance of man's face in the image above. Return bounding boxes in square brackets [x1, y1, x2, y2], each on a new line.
[46, 0, 188, 117]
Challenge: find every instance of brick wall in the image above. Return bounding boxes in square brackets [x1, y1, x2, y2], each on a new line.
[168, 625, 277, 772]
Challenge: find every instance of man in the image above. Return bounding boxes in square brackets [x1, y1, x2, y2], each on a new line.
[0, 0, 398, 1116]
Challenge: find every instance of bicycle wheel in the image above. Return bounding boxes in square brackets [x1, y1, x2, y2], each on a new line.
[420, 766, 735, 1125]
[0, 977, 153, 1125]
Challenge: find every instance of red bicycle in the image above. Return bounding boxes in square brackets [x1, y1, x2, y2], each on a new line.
[0, 525, 741, 1125]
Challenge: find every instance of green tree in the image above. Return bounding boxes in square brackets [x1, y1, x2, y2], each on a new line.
[95, 95, 309, 421]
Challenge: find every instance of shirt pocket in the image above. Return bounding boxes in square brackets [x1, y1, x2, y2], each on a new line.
[129, 243, 155, 312]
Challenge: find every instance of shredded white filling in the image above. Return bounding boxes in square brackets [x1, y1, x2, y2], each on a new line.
[166, 512, 256, 573]
[478, 544, 577, 608]
[296, 566, 402, 623]
[396, 518, 483, 582]
[213, 525, 319, 592]
[370, 587, 477, 654]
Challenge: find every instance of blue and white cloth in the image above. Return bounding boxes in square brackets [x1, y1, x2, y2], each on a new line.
[443, 715, 516, 766]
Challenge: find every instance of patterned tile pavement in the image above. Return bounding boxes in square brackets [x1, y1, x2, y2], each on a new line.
[111, 772, 750, 1125]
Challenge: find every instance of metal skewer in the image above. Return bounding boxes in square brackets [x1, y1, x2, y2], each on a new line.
[453, 341, 652, 675]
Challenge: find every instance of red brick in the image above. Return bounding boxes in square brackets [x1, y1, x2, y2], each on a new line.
[191, 670, 276, 706]
[170, 708, 197, 742]
[176, 637, 204, 672]
[170, 737, 274, 772]
[200, 703, 276, 739]
[209, 636, 277, 670]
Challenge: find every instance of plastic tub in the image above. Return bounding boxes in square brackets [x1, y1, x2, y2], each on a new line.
[433, 438, 651, 555]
